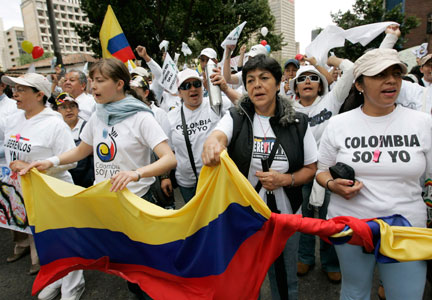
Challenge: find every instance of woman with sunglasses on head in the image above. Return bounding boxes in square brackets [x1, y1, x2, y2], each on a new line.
[165, 68, 236, 203]
[316, 48, 431, 300]
[202, 54, 317, 300]
[52, 92, 95, 188]
[1, 73, 85, 300]
[289, 55, 355, 282]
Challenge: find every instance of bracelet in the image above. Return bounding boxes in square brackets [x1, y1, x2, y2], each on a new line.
[326, 179, 334, 191]
[290, 173, 295, 188]
[134, 170, 141, 182]
[46, 156, 60, 167]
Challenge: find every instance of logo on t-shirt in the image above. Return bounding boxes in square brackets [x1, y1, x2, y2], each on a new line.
[253, 137, 286, 161]
[96, 128, 117, 162]
[4, 134, 32, 161]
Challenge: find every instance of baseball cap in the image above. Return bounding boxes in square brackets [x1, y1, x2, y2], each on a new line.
[289, 65, 329, 95]
[353, 48, 407, 80]
[199, 48, 217, 60]
[55, 92, 78, 107]
[295, 54, 304, 61]
[284, 59, 300, 69]
[420, 54, 432, 66]
[246, 44, 268, 58]
[131, 67, 150, 78]
[177, 68, 202, 88]
[130, 75, 150, 90]
[2, 73, 52, 98]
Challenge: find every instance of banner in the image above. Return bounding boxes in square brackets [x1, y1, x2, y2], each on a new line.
[159, 52, 179, 94]
[0, 165, 30, 233]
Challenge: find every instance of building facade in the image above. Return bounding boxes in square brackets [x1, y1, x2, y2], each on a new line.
[268, 0, 296, 63]
[0, 19, 6, 71]
[4, 27, 26, 69]
[21, 0, 93, 56]
[385, 0, 432, 49]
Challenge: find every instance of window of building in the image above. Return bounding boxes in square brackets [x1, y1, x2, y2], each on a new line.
[11, 58, 15, 62]
[8, 45, 12, 49]
[9, 51, 13, 56]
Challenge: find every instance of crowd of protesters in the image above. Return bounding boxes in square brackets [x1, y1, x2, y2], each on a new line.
[0, 22, 431, 300]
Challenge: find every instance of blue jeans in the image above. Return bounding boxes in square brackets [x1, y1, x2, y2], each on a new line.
[335, 243, 426, 300]
[179, 185, 196, 203]
[298, 182, 339, 272]
[267, 232, 300, 300]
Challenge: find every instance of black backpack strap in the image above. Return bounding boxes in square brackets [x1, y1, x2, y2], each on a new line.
[181, 105, 198, 183]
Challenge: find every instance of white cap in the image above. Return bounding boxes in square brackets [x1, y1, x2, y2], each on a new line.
[246, 44, 268, 58]
[199, 48, 217, 60]
[177, 68, 202, 88]
[289, 65, 329, 95]
[131, 67, 150, 78]
[353, 48, 407, 80]
[420, 54, 432, 67]
[2, 73, 51, 97]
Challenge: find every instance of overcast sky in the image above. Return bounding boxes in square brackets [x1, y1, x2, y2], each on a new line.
[0, 0, 355, 53]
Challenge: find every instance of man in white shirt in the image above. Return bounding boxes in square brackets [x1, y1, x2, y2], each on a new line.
[62, 70, 95, 121]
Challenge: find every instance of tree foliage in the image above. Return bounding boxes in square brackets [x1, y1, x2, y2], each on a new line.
[19, 52, 53, 66]
[74, 0, 283, 64]
[330, 0, 420, 61]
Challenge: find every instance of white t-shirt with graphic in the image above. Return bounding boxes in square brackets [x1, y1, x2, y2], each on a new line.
[318, 105, 431, 227]
[215, 112, 317, 214]
[80, 111, 167, 197]
[167, 97, 232, 187]
[3, 108, 75, 182]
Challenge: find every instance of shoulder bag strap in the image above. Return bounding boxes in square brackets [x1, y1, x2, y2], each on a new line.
[181, 105, 198, 183]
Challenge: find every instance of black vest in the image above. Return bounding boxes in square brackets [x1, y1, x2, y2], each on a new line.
[227, 97, 309, 214]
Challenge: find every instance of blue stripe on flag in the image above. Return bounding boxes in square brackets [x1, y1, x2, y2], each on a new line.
[107, 33, 130, 55]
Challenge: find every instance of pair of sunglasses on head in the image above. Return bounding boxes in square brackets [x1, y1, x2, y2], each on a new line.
[179, 80, 202, 90]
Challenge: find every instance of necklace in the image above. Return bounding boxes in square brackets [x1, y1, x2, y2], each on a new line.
[256, 114, 272, 154]
[360, 105, 395, 163]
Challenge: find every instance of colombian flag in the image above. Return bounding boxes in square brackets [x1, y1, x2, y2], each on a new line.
[100, 5, 136, 63]
[22, 151, 432, 299]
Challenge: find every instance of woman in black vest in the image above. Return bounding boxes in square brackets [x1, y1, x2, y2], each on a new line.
[202, 54, 317, 300]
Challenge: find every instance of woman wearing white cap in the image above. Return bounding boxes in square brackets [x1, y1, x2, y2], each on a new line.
[165, 68, 234, 202]
[316, 48, 430, 300]
[1, 73, 85, 300]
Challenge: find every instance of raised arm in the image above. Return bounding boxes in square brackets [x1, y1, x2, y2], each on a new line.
[223, 45, 241, 85]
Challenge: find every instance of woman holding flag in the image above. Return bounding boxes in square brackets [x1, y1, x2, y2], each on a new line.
[202, 54, 317, 300]
[316, 48, 431, 300]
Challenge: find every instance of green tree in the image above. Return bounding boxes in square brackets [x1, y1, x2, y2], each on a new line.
[19, 52, 54, 66]
[74, 0, 283, 63]
[331, 0, 420, 61]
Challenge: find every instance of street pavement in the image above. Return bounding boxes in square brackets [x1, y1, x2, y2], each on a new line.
[1, 188, 431, 299]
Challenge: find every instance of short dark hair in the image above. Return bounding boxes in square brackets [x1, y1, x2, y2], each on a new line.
[242, 54, 282, 88]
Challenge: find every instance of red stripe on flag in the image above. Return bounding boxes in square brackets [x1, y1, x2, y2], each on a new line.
[112, 46, 135, 63]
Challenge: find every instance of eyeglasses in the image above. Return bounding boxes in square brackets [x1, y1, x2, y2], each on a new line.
[296, 75, 320, 84]
[179, 80, 202, 90]
[12, 86, 29, 93]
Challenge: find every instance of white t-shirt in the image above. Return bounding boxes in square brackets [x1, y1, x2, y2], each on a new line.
[71, 118, 86, 141]
[150, 103, 171, 140]
[293, 59, 354, 147]
[3, 108, 76, 183]
[215, 112, 317, 214]
[318, 105, 431, 227]
[160, 91, 181, 113]
[75, 92, 96, 121]
[80, 111, 167, 196]
[397, 81, 432, 114]
[0, 94, 18, 164]
[167, 97, 232, 187]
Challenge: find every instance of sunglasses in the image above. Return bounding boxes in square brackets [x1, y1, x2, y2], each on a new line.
[179, 80, 202, 90]
[296, 75, 320, 84]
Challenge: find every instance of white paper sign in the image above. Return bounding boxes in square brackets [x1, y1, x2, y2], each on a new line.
[181, 42, 192, 56]
[221, 21, 247, 48]
[159, 52, 179, 94]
